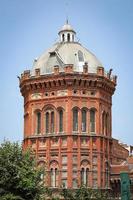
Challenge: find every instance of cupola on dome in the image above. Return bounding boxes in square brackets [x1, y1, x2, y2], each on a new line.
[32, 22, 103, 75]
[59, 20, 76, 33]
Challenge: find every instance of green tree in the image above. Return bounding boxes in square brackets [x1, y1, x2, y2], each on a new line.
[61, 186, 112, 200]
[61, 188, 75, 200]
[74, 186, 91, 200]
[0, 141, 45, 200]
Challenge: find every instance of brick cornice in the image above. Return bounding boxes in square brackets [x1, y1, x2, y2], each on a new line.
[19, 72, 116, 96]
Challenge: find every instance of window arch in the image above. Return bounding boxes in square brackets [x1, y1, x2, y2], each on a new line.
[36, 112, 41, 134]
[59, 110, 63, 132]
[90, 109, 96, 133]
[80, 160, 90, 186]
[82, 109, 87, 132]
[73, 108, 78, 131]
[78, 50, 84, 62]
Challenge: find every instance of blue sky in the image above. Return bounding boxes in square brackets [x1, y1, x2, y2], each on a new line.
[0, 0, 133, 145]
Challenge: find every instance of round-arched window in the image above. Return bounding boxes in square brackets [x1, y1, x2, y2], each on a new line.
[78, 50, 84, 62]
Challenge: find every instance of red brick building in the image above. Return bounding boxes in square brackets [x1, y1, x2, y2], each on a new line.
[19, 21, 132, 191]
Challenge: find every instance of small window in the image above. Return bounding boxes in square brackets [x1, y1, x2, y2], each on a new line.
[59, 110, 63, 132]
[51, 111, 54, 133]
[78, 50, 84, 62]
[73, 108, 78, 131]
[90, 109, 95, 133]
[62, 34, 65, 42]
[46, 112, 49, 133]
[82, 90, 86, 95]
[36, 112, 41, 134]
[73, 90, 77, 94]
[82, 109, 87, 132]
[67, 33, 70, 42]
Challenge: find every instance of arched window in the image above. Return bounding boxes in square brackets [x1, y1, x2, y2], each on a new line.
[51, 111, 54, 133]
[67, 33, 70, 42]
[59, 110, 63, 132]
[50, 168, 54, 187]
[78, 50, 84, 62]
[82, 109, 86, 132]
[81, 168, 89, 186]
[50, 163, 58, 187]
[90, 109, 95, 133]
[73, 108, 78, 131]
[46, 112, 49, 133]
[62, 34, 65, 42]
[36, 112, 41, 134]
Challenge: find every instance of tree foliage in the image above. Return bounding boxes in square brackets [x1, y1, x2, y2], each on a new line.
[0, 141, 113, 200]
[0, 141, 45, 200]
[61, 186, 111, 200]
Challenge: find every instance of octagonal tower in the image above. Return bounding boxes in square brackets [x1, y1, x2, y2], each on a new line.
[19, 21, 117, 189]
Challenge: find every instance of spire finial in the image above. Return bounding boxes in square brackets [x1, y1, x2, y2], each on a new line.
[65, 1, 69, 25]
[66, 17, 69, 24]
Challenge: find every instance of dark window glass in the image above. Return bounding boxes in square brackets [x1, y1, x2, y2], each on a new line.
[59, 110, 63, 132]
[73, 109, 78, 131]
[62, 34, 65, 42]
[36, 112, 41, 134]
[86, 168, 89, 186]
[51, 111, 54, 133]
[82, 109, 86, 132]
[46, 112, 49, 133]
[90, 110, 95, 133]
[67, 33, 70, 42]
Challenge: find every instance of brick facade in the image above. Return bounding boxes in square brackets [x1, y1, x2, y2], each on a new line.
[20, 64, 117, 189]
[19, 22, 132, 193]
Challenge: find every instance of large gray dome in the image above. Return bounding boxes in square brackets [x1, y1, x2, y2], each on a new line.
[32, 23, 103, 75]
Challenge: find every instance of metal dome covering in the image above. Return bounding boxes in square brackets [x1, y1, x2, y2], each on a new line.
[58, 23, 76, 34]
[31, 23, 103, 75]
